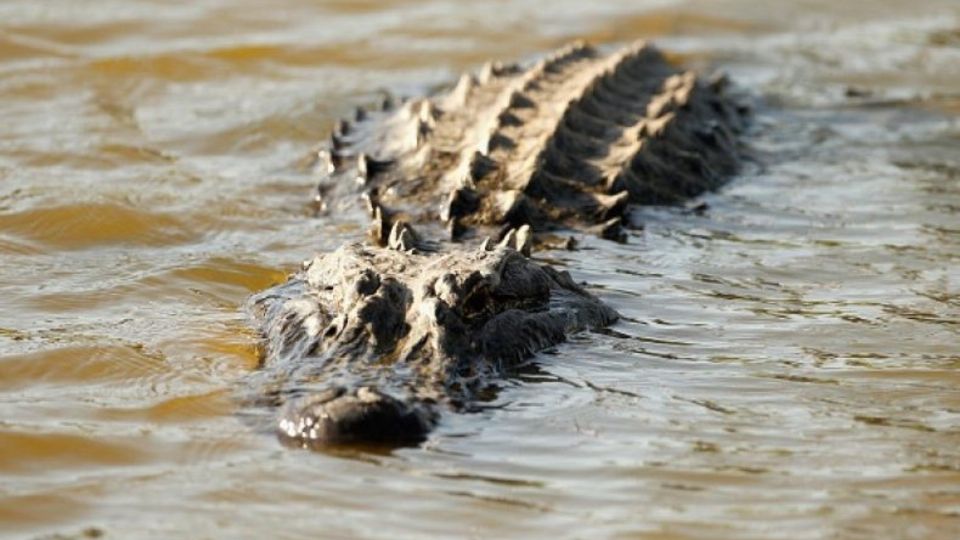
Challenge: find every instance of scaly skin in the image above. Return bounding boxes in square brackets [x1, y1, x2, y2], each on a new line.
[251, 243, 617, 445]
[315, 40, 744, 242]
[249, 40, 746, 447]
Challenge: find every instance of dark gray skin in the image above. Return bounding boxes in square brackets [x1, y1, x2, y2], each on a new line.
[248, 40, 746, 448]
[251, 242, 618, 446]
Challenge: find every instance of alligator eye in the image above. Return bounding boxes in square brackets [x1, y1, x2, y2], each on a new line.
[355, 269, 381, 296]
[462, 285, 492, 317]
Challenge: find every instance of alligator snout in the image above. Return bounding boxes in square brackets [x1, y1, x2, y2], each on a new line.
[277, 386, 436, 447]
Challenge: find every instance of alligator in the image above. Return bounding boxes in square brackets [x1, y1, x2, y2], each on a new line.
[248, 40, 747, 448]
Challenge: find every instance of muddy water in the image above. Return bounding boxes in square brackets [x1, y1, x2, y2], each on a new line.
[1, 0, 959, 538]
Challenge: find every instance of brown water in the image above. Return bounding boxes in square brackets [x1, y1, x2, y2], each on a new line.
[1, 1, 959, 538]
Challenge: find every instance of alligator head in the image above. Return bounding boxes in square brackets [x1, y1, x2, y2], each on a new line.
[250, 241, 618, 447]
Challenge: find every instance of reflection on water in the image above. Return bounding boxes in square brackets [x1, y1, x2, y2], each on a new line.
[1, 0, 959, 538]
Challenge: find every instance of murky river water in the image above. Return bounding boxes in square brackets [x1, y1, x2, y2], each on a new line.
[1, 1, 959, 538]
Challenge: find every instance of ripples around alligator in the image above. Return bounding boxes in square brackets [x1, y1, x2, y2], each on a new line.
[1, 1, 958, 538]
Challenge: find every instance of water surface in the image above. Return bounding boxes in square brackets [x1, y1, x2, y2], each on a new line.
[1, 1, 959, 538]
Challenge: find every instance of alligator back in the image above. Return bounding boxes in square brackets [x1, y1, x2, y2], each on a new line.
[316, 40, 745, 243]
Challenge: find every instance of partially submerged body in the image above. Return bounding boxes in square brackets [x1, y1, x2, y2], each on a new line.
[250, 40, 746, 447]
[252, 243, 617, 445]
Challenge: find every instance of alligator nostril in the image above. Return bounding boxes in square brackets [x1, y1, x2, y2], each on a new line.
[276, 388, 435, 448]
